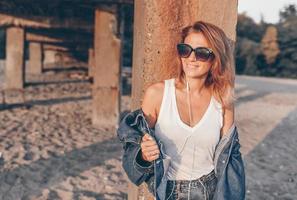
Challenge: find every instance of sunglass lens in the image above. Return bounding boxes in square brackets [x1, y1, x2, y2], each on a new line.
[177, 44, 192, 58]
[195, 48, 212, 61]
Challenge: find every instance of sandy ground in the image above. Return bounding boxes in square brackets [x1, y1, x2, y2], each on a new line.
[0, 70, 296, 200]
[235, 76, 297, 200]
[0, 71, 129, 200]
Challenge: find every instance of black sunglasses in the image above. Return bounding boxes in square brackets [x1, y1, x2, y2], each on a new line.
[177, 43, 214, 62]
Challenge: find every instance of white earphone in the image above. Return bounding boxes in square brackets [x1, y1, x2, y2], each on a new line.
[186, 76, 192, 127]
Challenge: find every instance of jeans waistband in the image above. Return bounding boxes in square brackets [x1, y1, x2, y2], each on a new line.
[168, 170, 216, 190]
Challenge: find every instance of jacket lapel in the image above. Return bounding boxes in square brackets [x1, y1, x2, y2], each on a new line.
[213, 123, 236, 173]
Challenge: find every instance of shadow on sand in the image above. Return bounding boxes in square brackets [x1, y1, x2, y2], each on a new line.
[0, 96, 91, 111]
[0, 137, 124, 200]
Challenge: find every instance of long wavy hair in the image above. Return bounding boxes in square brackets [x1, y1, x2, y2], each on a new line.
[176, 21, 236, 109]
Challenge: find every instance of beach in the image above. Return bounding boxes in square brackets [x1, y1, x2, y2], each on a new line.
[0, 68, 297, 199]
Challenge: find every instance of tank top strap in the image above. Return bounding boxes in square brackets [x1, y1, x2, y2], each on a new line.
[156, 78, 174, 124]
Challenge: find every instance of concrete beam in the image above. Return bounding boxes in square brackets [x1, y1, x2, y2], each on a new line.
[5, 27, 25, 89]
[28, 42, 42, 74]
[92, 8, 121, 130]
[26, 32, 93, 45]
[130, 0, 238, 199]
[43, 50, 59, 66]
[0, 14, 93, 31]
[43, 44, 70, 52]
[26, 32, 63, 43]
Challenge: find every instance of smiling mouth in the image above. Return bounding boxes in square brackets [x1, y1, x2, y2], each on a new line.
[187, 64, 199, 68]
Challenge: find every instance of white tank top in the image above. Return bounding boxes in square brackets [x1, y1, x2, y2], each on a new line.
[155, 78, 223, 180]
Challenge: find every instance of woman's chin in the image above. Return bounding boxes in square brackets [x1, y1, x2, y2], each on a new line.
[184, 71, 208, 79]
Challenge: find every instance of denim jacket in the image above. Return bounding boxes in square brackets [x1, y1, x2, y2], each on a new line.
[117, 109, 245, 200]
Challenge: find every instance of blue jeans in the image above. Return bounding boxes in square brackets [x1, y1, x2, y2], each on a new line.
[165, 170, 217, 200]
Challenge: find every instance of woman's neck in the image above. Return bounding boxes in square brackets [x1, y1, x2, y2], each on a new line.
[184, 76, 208, 95]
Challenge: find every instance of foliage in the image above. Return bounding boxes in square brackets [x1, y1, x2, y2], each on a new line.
[235, 4, 297, 79]
[261, 26, 280, 64]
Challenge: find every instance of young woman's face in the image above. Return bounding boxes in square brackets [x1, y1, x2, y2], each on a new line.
[181, 32, 213, 79]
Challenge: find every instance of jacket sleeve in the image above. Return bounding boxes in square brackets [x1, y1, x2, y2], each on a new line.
[214, 136, 246, 200]
[121, 139, 154, 186]
[117, 109, 156, 186]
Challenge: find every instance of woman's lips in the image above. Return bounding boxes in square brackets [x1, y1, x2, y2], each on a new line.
[187, 64, 199, 68]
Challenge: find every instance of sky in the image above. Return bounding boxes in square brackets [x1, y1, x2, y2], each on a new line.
[238, 0, 297, 23]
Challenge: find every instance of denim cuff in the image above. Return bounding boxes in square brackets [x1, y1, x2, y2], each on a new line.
[134, 148, 154, 173]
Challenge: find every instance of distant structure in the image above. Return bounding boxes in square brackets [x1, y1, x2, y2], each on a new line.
[0, 0, 238, 199]
[0, 0, 133, 130]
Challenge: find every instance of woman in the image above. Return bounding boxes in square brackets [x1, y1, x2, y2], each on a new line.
[138, 21, 244, 199]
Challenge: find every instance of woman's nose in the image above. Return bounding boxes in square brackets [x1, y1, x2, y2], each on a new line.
[188, 51, 197, 61]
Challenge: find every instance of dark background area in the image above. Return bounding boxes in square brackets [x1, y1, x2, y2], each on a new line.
[0, 4, 296, 78]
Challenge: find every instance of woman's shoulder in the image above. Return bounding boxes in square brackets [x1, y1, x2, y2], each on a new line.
[144, 78, 174, 95]
[142, 80, 168, 127]
[144, 79, 171, 101]
[145, 81, 164, 96]
[209, 87, 224, 111]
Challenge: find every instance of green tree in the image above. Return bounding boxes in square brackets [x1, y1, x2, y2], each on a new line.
[235, 4, 297, 79]
[280, 4, 297, 22]
[237, 13, 267, 42]
[261, 26, 280, 64]
[276, 4, 297, 78]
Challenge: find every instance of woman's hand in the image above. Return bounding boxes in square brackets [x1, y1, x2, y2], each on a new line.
[140, 133, 160, 162]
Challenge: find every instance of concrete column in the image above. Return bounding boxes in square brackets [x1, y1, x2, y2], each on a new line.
[5, 27, 25, 89]
[43, 50, 57, 66]
[28, 42, 42, 74]
[130, 0, 238, 199]
[43, 49, 64, 68]
[88, 48, 95, 77]
[92, 9, 121, 129]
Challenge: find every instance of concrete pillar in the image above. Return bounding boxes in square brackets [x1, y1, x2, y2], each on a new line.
[92, 9, 121, 129]
[130, 0, 238, 199]
[43, 50, 57, 65]
[5, 27, 25, 89]
[88, 48, 95, 77]
[43, 49, 64, 68]
[28, 42, 42, 74]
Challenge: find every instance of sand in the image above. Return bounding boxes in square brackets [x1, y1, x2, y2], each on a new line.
[0, 70, 296, 200]
[0, 70, 129, 200]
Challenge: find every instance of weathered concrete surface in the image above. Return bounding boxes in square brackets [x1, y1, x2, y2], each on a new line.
[43, 44, 70, 52]
[42, 44, 84, 68]
[28, 42, 42, 74]
[5, 27, 25, 89]
[92, 9, 121, 129]
[131, 0, 238, 109]
[26, 32, 63, 43]
[0, 14, 93, 31]
[43, 50, 58, 66]
[131, 0, 238, 199]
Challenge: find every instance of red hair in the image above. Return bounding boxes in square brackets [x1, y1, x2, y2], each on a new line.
[176, 21, 235, 109]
